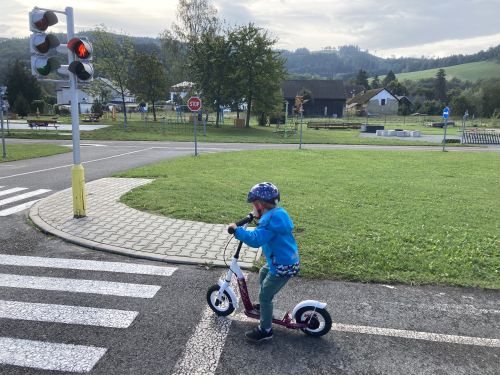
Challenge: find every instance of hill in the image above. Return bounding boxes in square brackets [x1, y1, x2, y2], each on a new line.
[395, 60, 500, 82]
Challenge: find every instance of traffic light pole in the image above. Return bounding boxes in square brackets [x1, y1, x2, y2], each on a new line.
[66, 7, 86, 217]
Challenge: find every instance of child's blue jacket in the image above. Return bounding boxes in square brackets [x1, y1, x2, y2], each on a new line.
[234, 207, 299, 275]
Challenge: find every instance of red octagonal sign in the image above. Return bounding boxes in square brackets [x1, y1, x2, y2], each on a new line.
[187, 96, 202, 112]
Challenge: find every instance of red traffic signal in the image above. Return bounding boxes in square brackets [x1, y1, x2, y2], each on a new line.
[31, 33, 60, 54]
[68, 61, 94, 81]
[67, 38, 92, 59]
[30, 10, 58, 32]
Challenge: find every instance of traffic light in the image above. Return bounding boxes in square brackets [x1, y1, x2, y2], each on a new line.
[67, 37, 93, 82]
[29, 9, 61, 77]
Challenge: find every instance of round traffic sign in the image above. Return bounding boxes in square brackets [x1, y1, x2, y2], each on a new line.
[187, 97, 202, 112]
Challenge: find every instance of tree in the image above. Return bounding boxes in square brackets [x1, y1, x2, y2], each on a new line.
[13, 93, 30, 117]
[434, 69, 447, 102]
[480, 79, 500, 117]
[159, 30, 188, 86]
[228, 24, 286, 127]
[129, 52, 168, 121]
[371, 75, 381, 89]
[172, 0, 219, 44]
[355, 69, 369, 89]
[92, 26, 135, 129]
[6, 60, 41, 110]
[386, 79, 408, 96]
[450, 94, 476, 117]
[189, 32, 233, 126]
[383, 70, 396, 86]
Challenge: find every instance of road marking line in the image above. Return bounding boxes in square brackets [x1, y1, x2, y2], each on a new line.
[331, 323, 500, 348]
[0, 189, 51, 207]
[0, 300, 138, 328]
[0, 148, 153, 180]
[0, 199, 41, 216]
[172, 275, 240, 375]
[0, 254, 177, 276]
[231, 313, 500, 348]
[0, 273, 161, 298]
[0, 187, 28, 197]
[0, 337, 107, 373]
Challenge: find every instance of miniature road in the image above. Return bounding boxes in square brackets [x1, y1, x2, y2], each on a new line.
[0, 138, 498, 374]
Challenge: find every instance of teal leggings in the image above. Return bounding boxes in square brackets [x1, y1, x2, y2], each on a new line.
[258, 265, 290, 331]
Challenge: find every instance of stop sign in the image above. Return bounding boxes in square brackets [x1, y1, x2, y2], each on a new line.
[187, 96, 202, 112]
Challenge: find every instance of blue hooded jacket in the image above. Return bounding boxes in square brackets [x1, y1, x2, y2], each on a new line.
[234, 207, 299, 275]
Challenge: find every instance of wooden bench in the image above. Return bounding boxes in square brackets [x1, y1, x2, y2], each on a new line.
[274, 122, 298, 136]
[27, 119, 59, 130]
[307, 122, 361, 130]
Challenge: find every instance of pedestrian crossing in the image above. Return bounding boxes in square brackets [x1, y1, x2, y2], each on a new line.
[0, 254, 177, 373]
[0, 185, 52, 217]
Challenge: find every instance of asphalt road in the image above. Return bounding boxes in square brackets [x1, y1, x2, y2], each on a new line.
[0, 139, 498, 374]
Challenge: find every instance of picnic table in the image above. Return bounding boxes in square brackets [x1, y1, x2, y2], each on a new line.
[82, 113, 101, 122]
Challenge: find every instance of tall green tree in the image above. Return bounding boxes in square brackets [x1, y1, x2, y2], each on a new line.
[172, 0, 219, 44]
[480, 79, 500, 117]
[355, 69, 369, 89]
[370, 75, 381, 89]
[6, 60, 41, 111]
[228, 24, 286, 127]
[189, 32, 233, 126]
[386, 79, 408, 96]
[434, 69, 447, 102]
[382, 70, 396, 86]
[92, 26, 135, 129]
[129, 52, 168, 121]
[158, 30, 188, 85]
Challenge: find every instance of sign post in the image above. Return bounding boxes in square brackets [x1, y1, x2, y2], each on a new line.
[0, 86, 6, 159]
[187, 96, 202, 156]
[442, 106, 450, 152]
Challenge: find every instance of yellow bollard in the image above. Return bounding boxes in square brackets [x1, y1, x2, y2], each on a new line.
[71, 164, 86, 218]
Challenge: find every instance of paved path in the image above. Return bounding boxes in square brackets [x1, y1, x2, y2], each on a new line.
[29, 178, 259, 268]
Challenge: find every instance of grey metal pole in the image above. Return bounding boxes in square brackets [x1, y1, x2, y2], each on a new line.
[1, 101, 6, 159]
[442, 118, 448, 152]
[194, 115, 198, 156]
[66, 7, 81, 166]
[285, 101, 288, 124]
[299, 109, 303, 150]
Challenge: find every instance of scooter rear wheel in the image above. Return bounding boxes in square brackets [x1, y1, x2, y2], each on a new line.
[206, 284, 235, 316]
[294, 306, 332, 336]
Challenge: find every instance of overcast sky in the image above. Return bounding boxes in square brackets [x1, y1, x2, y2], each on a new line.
[2, 0, 500, 58]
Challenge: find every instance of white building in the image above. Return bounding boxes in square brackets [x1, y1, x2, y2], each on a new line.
[346, 88, 399, 116]
[55, 77, 136, 113]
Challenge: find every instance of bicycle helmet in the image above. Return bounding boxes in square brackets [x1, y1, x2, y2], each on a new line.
[247, 182, 280, 205]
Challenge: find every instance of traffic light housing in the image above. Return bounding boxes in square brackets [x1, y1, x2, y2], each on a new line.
[29, 9, 61, 77]
[67, 37, 94, 82]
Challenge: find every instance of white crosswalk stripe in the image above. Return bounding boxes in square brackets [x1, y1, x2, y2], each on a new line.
[0, 186, 51, 217]
[0, 254, 177, 276]
[0, 187, 28, 197]
[0, 199, 41, 216]
[0, 189, 51, 206]
[0, 255, 177, 372]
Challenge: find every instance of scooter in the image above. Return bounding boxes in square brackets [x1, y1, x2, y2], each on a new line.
[206, 213, 332, 336]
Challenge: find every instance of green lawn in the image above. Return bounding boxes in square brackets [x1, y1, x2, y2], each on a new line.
[394, 60, 500, 82]
[116, 150, 500, 289]
[0, 143, 70, 163]
[8, 116, 480, 145]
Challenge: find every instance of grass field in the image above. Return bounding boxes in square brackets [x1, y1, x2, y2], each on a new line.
[116, 150, 500, 289]
[10, 113, 495, 145]
[394, 60, 500, 82]
[0, 143, 70, 163]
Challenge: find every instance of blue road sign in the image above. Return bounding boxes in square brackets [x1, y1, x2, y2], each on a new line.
[442, 106, 450, 119]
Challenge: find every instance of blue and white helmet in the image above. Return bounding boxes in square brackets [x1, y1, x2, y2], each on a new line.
[247, 182, 280, 205]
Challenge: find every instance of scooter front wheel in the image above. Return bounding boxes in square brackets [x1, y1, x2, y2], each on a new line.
[206, 284, 235, 316]
[294, 306, 332, 337]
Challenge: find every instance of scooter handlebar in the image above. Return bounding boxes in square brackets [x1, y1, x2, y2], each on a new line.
[228, 213, 254, 234]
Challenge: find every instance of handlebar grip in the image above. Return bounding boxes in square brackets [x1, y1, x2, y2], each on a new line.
[228, 213, 254, 234]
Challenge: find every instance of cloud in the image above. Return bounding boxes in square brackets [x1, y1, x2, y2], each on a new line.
[1, 0, 499, 57]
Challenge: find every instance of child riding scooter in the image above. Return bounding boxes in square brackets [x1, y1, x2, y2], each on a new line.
[207, 182, 331, 342]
